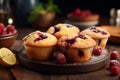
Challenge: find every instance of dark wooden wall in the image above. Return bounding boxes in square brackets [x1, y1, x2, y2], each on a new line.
[10, 0, 120, 17]
[54, 0, 120, 17]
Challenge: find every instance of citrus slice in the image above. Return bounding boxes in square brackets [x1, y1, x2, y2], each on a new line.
[0, 47, 16, 66]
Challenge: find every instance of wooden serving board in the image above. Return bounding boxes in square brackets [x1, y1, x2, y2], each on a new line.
[101, 26, 120, 44]
[17, 48, 110, 74]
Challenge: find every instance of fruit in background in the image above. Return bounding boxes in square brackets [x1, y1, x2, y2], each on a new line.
[74, 8, 81, 15]
[110, 66, 120, 76]
[6, 25, 15, 34]
[0, 23, 5, 35]
[92, 46, 102, 55]
[0, 23, 18, 48]
[67, 8, 99, 23]
[110, 60, 120, 68]
[0, 47, 16, 66]
[108, 50, 120, 76]
[56, 53, 66, 64]
[69, 8, 92, 17]
[110, 51, 120, 60]
[0, 23, 15, 35]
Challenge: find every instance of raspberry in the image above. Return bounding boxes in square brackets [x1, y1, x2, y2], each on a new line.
[1, 29, 7, 35]
[6, 24, 15, 34]
[92, 46, 102, 55]
[110, 60, 120, 68]
[110, 66, 120, 76]
[80, 11, 87, 17]
[74, 8, 81, 15]
[0, 23, 5, 35]
[56, 53, 66, 64]
[110, 51, 119, 60]
[85, 10, 91, 16]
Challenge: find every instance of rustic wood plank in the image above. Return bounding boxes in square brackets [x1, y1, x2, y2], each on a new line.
[68, 68, 112, 80]
[107, 45, 120, 52]
[50, 75, 67, 80]
[17, 28, 37, 40]
[0, 66, 15, 80]
[104, 68, 119, 80]
[10, 40, 23, 53]
[68, 74, 87, 80]
[11, 64, 50, 80]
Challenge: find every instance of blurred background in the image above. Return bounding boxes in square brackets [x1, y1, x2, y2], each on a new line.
[54, 0, 120, 17]
[1, 0, 120, 27]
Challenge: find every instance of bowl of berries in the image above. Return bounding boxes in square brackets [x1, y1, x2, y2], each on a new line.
[0, 23, 18, 48]
[65, 8, 99, 29]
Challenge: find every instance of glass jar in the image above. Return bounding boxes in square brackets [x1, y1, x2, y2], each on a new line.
[0, 0, 13, 25]
[109, 8, 120, 26]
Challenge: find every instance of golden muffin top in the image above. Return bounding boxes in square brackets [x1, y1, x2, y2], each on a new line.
[58, 33, 96, 49]
[81, 26, 110, 39]
[22, 31, 57, 47]
[47, 23, 80, 39]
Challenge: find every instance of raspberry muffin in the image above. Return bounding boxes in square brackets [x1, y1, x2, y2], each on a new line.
[58, 33, 96, 62]
[22, 31, 57, 60]
[81, 26, 110, 49]
[47, 23, 80, 39]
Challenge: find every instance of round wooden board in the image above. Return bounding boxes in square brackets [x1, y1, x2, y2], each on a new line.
[17, 48, 110, 74]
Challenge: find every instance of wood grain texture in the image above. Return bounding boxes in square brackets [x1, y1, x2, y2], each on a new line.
[11, 65, 49, 80]
[0, 39, 119, 80]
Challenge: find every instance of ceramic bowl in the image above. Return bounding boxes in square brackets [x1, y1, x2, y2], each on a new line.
[0, 30, 18, 48]
[65, 14, 99, 30]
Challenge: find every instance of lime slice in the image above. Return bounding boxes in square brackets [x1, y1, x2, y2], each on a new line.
[0, 48, 16, 66]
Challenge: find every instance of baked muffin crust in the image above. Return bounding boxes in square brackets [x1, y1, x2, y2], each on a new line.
[22, 31, 57, 47]
[47, 23, 80, 38]
[81, 26, 110, 39]
[58, 33, 96, 49]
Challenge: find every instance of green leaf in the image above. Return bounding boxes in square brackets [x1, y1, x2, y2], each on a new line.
[34, 3, 45, 12]
[28, 0, 61, 23]
[28, 13, 39, 23]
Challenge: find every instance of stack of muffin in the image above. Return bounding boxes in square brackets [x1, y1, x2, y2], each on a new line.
[22, 23, 110, 63]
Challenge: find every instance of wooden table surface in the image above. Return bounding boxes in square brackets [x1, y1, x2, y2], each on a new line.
[1, 18, 120, 80]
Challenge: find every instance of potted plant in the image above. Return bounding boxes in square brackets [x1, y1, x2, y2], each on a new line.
[28, 0, 60, 29]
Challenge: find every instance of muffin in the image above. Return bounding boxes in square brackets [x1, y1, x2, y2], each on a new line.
[22, 31, 57, 60]
[81, 26, 110, 49]
[47, 23, 80, 39]
[58, 33, 96, 62]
